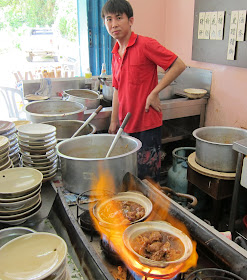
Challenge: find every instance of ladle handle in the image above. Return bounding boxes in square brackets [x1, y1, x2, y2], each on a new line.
[71, 105, 103, 138]
[105, 112, 131, 158]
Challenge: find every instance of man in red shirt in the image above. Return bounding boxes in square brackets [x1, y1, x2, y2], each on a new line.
[102, 0, 186, 182]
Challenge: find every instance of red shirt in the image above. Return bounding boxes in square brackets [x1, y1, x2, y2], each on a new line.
[112, 32, 177, 133]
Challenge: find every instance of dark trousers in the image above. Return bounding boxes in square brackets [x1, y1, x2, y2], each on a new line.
[129, 126, 161, 182]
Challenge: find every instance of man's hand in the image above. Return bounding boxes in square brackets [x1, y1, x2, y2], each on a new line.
[108, 121, 119, 134]
[145, 93, 161, 112]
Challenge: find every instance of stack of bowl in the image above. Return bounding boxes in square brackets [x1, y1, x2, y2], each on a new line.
[0, 120, 20, 167]
[0, 136, 12, 171]
[18, 123, 58, 182]
[0, 232, 69, 280]
[0, 167, 43, 225]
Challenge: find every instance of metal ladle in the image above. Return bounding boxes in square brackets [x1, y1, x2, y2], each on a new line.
[71, 105, 103, 138]
[105, 112, 131, 158]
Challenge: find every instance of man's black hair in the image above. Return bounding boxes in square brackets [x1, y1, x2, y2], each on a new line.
[101, 0, 133, 19]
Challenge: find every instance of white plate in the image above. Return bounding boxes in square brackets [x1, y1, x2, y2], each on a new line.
[0, 198, 41, 219]
[18, 131, 56, 141]
[0, 158, 11, 171]
[0, 167, 43, 198]
[0, 136, 9, 150]
[0, 184, 41, 203]
[20, 148, 55, 158]
[0, 193, 41, 213]
[19, 139, 57, 150]
[18, 136, 56, 146]
[0, 232, 67, 279]
[23, 160, 58, 170]
[21, 153, 57, 163]
[0, 201, 42, 225]
[18, 123, 56, 136]
[0, 121, 15, 134]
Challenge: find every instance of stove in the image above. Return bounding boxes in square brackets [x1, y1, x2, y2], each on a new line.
[48, 173, 247, 280]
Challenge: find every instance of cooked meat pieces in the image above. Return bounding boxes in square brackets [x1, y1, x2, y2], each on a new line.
[99, 200, 145, 223]
[131, 230, 185, 262]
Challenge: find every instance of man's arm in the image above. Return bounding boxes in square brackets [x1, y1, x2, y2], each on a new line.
[108, 88, 120, 134]
[145, 57, 186, 112]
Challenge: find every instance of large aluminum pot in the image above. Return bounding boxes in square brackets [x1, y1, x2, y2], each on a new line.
[56, 134, 142, 193]
[63, 89, 100, 109]
[24, 100, 86, 123]
[98, 77, 114, 101]
[193, 126, 247, 172]
[43, 120, 97, 142]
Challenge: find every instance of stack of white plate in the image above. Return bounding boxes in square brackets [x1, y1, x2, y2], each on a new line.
[18, 123, 58, 182]
[0, 167, 43, 225]
[0, 135, 12, 171]
[0, 120, 20, 167]
[0, 232, 69, 280]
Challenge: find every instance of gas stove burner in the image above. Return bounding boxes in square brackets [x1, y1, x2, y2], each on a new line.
[100, 236, 122, 265]
[79, 211, 97, 234]
[185, 268, 244, 280]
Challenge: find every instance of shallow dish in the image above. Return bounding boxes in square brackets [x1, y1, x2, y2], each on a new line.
[21, 148, 55, 158]
[0, 167, 43, 199]
[0, 232, 67, 280]
[19, 136, 56, 146]
[0, 200, 42, 225]
[0, 121, 15, 134]
[0, 158, 11, 171]
[0, 227, 36, 248]
[18, 123, 56, 137]
[18, 131, 56, 141]
[0, 198, 41, 219]
[93, 191, 153, 227]
[123, 221, 193, 268]
[183, 88, 207, 99]
[0, 193, 40, 213]
[0, 136, 9, 151]
[0, 183, 41, 203]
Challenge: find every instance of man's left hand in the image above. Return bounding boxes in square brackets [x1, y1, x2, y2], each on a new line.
[145, 93, 161, 112]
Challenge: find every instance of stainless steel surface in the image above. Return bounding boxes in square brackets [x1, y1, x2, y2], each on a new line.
[63, 89, 100, 110]
[193, 126, 247, 172]
[24, 100, 86, 123]
[0, 227, 36, 248]
[43, 120, 96, 142]
[56, 134, 142, 194]
[233, 138, 247, 154]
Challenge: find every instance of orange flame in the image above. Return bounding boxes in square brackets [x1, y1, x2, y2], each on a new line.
[89, 169, 198, 278]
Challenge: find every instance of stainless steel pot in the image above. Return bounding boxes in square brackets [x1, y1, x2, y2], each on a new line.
[56, 134, 142, 193]
[24, 100, 86, 123]
[98, 77, 114, 101]
[193, 126, 247, 172]
[43, 120, 96, 142]
[63, 89, 100, 109]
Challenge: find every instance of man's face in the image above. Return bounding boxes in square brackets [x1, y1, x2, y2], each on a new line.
[104, 12, 133, 40]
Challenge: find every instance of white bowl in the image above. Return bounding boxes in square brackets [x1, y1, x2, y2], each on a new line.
[123, 221, 193, 268]
[0, 232, 68, 280]
[93, 191, 153, 227]
[0, 167, 43, 199]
